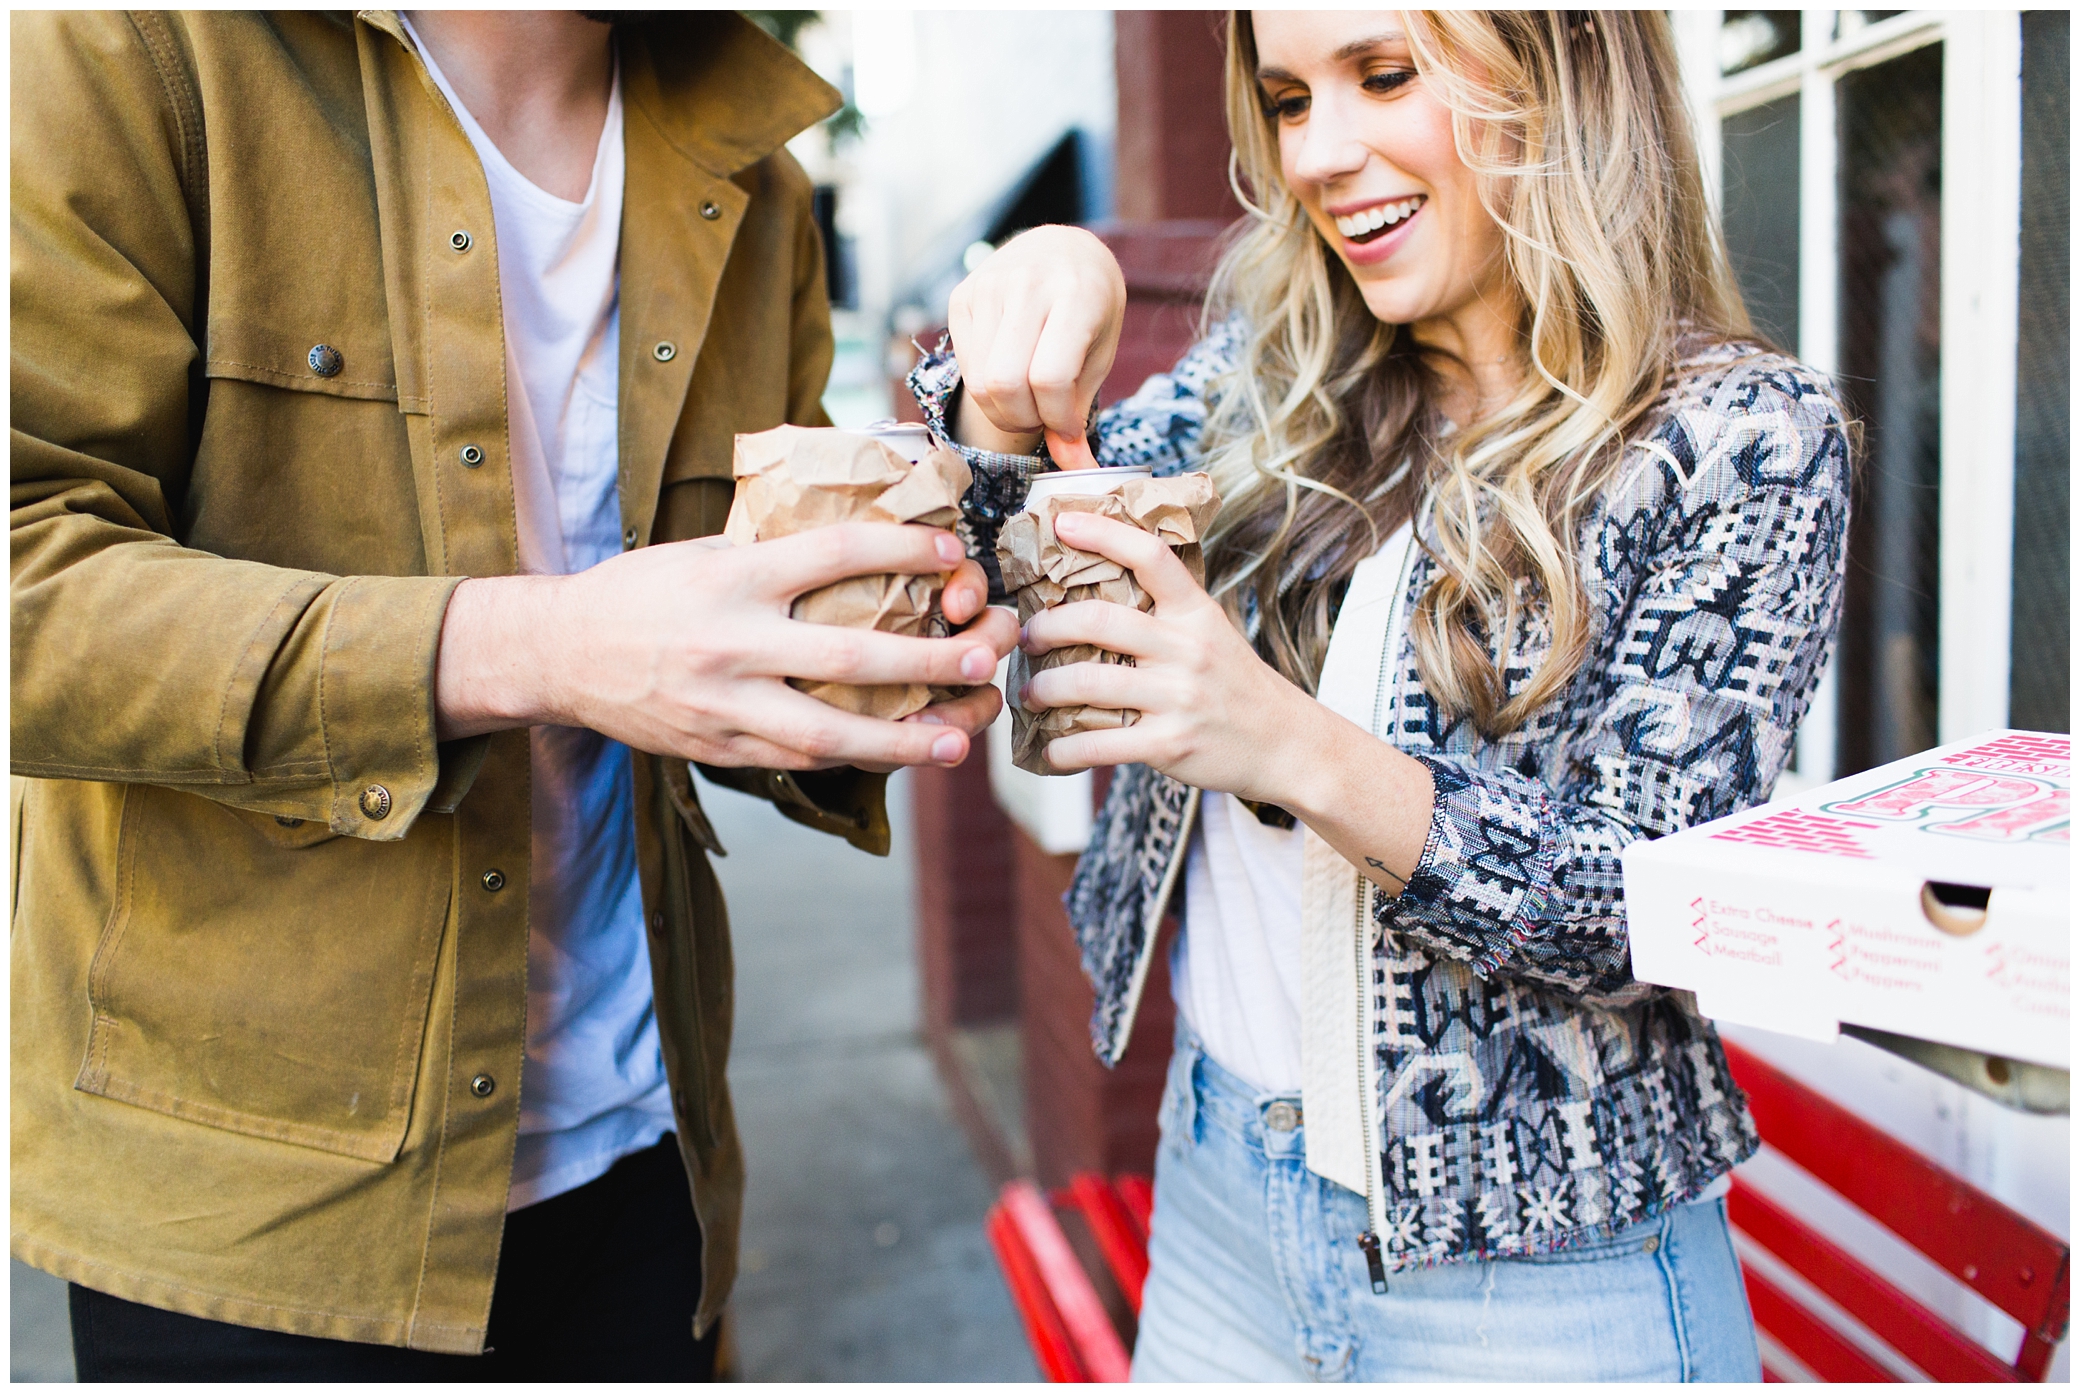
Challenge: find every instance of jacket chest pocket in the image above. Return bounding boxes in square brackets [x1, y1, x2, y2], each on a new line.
[75, 785, 450, 1164]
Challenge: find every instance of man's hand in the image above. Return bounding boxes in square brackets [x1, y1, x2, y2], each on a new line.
[436, 523, 1016, 769]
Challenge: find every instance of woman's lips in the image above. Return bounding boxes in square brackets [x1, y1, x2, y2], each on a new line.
[1333, 196, 1425, 265]
[1334, 195, 1425, 242]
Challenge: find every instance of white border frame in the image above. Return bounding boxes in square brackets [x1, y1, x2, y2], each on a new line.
[1676, 10, 2027, 789]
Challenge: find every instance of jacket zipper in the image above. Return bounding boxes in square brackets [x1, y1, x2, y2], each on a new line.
[1354, 521, 1419, 1295]
[1354, 869, 1390, 1294]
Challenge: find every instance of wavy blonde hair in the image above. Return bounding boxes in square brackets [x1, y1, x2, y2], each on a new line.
[1201, 11, 1752, 736]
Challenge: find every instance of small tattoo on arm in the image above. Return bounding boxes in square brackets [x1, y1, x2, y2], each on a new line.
[1364, 856, 1408, 889]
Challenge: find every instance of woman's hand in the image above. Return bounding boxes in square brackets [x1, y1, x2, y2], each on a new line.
[1020, 510, 1434, 888]
[947, 225, 1125, 463]
[1018, 512, 1320, 797]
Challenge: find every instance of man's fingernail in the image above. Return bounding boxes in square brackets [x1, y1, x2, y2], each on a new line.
[917, 711, 948, 725]
[931, 732, 964, 763]
[934, 534, 964, 564]
[960, 647, 994, 681]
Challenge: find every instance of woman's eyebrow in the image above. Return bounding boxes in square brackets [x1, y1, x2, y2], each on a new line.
[1257, 31, 1407, 83]
[1333, 32, 1406, 62]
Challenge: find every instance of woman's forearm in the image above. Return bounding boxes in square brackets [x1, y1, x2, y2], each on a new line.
[1269, 697, 1438, 896]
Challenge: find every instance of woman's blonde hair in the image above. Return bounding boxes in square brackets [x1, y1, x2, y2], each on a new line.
[1202, 11, 1752, 736]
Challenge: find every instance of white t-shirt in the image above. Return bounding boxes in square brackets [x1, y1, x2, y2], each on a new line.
[407, 19, 675, 1212]
[1172, 522, 1412, 1095]
[1173, 793, 1307, 1093]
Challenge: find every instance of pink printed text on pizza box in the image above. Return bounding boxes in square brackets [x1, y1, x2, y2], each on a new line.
[1623, 731, 2069, 1067]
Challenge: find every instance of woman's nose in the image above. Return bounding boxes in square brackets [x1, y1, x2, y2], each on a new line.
[1287, 95, 1372, 187]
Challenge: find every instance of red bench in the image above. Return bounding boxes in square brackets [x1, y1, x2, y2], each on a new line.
[989, 1048, 2069, 1382]
[1723, 1039, 2069, 1382]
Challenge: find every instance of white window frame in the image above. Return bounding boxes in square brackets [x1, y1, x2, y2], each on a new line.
[1673, 10, 2026, 792]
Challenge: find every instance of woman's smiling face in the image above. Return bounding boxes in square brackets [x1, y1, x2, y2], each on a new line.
[1250, 11, 1513, 338]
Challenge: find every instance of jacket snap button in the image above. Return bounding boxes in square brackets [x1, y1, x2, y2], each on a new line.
[480, 868, 506, 892]
[1642, 1235, 1660, 1254]
[623, 526, 639, 549]
[1265, 1101, 1301, 1132]
[469, 1073, 496, 1099]
[652, 340, 677, 362]
[649, 910, 665, 936]
[459, 443, 485, 468]
[699, 200, 721, 220]
[307, 344, 344, 377]
[358, 784, 392, 820]
[449, 229, 473, 252]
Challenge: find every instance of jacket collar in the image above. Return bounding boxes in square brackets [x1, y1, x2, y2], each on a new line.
[357, 10, 839, 177]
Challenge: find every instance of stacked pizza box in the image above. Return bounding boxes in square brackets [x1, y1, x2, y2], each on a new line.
[1624, 731, 2069, 1068]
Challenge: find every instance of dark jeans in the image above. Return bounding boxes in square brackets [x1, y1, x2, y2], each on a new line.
[70, 1133, 718, 1382]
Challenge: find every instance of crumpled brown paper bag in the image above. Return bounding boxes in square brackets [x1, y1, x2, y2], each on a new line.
[995, 472, 1220, 774]
[725, 424, 975, 720]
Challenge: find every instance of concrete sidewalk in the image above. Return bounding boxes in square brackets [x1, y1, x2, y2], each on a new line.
[10, 767, 1035, 1383]
[704, 767, 1037, 1381]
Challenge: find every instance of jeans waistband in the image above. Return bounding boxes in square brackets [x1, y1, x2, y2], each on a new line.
[1170, 1020, 1308, 1160]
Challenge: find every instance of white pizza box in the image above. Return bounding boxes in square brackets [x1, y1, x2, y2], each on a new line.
[1624, 730, 2070, 1068]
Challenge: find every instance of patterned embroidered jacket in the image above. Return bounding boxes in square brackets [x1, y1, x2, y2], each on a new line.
[911, 322, 1852, 1269]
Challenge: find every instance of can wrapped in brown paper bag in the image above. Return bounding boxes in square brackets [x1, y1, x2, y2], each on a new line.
[725, 422, 975, 721]
[995, 468, 1220, 774]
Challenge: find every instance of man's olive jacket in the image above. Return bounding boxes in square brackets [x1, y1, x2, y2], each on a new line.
[11, 9, 880, 1352]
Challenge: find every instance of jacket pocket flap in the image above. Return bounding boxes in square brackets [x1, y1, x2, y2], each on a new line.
[205, 320, 398, 403]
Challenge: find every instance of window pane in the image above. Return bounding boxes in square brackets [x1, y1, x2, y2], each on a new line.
[1721, 11, 1801, 76]
[1720, 95, 1801, 352]
[1834, 43, 1943, 774]
[2010, 12, 2070, 733]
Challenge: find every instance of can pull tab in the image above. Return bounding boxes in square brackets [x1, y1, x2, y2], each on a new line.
[1357, 1232, 1390, 1295]
[1043, 428, 1100, 471]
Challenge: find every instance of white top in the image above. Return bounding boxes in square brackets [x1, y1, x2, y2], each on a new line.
[1174, 792, 1308, 1092]
[407, 19, 675, 1211]
[1174, 522, 1413, 1095]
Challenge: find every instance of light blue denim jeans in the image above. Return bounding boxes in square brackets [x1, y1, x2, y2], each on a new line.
[1131, 1027, 1762, 1382]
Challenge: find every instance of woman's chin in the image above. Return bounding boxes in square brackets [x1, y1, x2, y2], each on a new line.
[1351, 280, 1432, 329]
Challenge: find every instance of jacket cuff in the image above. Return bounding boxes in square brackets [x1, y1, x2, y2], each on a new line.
[692, 763, 892, 857]
[320, 574, 466, 841]
[907, 335, 1052, 601]
[1381, 753, 1560, 975]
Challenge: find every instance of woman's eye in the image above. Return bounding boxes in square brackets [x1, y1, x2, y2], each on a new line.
[1361, 69, 1416, 96]
[1264, 91, 1310, 122]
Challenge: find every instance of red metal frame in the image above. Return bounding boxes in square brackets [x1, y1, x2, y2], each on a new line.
[1061, 1173, 1152, 1314]
[985, 1202, 1087, 1382]
[989, 1179, 1133, 1383]
[1722, 1039, 2070, 1382]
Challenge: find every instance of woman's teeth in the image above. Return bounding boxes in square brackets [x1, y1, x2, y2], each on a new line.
[1334, 197, 1424, 242]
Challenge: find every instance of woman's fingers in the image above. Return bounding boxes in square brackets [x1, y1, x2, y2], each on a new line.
[1029, 298, 1114, 446]
[1038, 724, 1155, 774]
[970, 288, 1051, 434]
[1049, 511, 1210, 612]
[1021, 598, 1169, 662]
[1021, 656, 1151, 712]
